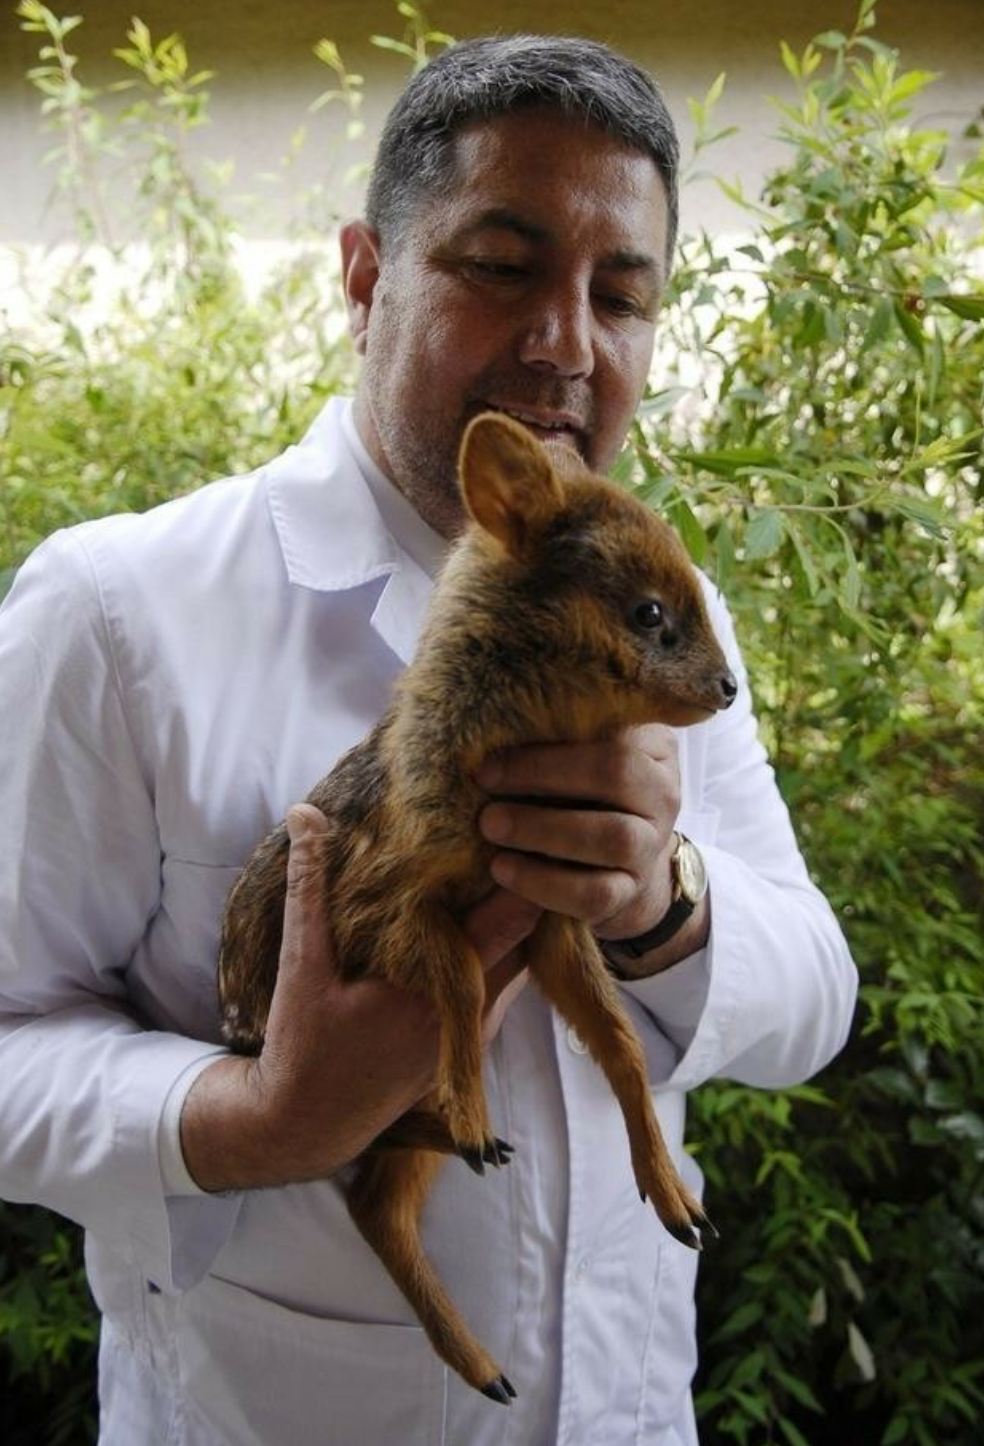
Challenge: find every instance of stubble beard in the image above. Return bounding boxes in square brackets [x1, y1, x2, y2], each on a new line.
[363, 382, 467, 542]
[363, 363, 599, 539]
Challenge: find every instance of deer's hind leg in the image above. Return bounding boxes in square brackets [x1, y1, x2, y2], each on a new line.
[529, 914, 707, 1247]
[346, 1148, 515, 1402]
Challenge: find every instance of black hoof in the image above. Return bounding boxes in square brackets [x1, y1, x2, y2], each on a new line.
[477, 1370, 515, 1405]
[667, 1220, 702, 1251]
[480, 1373, 516, 1404]
[484, 1137, 515, 1167]
[459, 1145, 486, 1176]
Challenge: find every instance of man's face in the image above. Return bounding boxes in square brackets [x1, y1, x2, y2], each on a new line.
[343, 107, 671, 537]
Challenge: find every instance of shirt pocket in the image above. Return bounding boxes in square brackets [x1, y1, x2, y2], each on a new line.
[636, 1235, 700, 1442]
[173, 1272, 448, 1446]
[128, 859, 243, 1041]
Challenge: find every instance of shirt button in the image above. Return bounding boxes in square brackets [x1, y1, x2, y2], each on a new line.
[567, 1027, 589, 1055]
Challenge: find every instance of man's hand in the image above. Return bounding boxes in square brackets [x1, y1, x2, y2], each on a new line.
[180, 804, 539, 1194]
[476, 724, 709, 973]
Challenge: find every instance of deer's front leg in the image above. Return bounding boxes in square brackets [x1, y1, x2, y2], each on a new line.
[529, 913, 708, 1247]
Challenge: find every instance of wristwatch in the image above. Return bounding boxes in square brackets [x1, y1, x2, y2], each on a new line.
[601, 834, 707, 976]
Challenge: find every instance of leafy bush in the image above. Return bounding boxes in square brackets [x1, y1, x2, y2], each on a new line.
[0, 1204, 97, 1446]
[640, 6, 984, 1441]
[1, 3, 981, 1442]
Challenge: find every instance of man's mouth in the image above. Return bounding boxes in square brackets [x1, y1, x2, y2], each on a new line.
[482, 402, 587, 454]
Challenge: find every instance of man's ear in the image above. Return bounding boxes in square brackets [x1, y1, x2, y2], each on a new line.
[459, 413, 565, 560]
[340, 220, 382, 356]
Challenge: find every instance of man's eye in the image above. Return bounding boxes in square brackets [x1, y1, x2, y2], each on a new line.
[597, 292, 642, 318]
[465, 259, 527, 280]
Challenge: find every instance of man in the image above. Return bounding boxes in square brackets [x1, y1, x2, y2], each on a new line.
[0, 35, 857, 1446]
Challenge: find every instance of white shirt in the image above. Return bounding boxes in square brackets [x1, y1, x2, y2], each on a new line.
[0, 398, 857, 1446]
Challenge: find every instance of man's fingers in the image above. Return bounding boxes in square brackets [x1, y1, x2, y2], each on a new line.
[480, 801, 652, 872]
[286, 801, 330, 845]
[281, 803, 336, 979]
[631, 723, 678, 761]
[489, 852, 637, 927]
[477, 728, 678, 813]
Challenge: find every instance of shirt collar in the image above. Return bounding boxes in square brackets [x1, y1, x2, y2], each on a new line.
[340, 404, 448, 582]
[266, 397, 401, 592]
[265, 397, 442, 665]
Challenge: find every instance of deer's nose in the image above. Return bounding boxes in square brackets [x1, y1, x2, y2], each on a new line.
[718, 669, 738, 707]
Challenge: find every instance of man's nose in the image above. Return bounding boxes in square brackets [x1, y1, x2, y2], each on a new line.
[518, 286, 594, 378]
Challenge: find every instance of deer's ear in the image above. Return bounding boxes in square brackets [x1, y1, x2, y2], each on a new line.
[458, 412, 566, 559]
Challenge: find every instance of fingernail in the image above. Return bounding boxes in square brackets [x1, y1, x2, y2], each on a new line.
[286, 808, 310, 845]
[480, 805, 512, 842]
[490, 854, 517, 887]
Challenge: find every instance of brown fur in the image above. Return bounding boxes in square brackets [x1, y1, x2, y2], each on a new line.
[217, 413, 735, 1400]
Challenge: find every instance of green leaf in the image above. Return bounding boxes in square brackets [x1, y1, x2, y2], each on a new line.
[891, 496, 949, 539]
[938, 294, 984, 321]
[836, 1254, 865, 1303]
[927, 322, 944, 408]
[718, 1300, 765, 1336]
[734, 1388, 770, 1425]
[795, 302, 826, 349]
[638, 472, 677, 507]
[847, 1320, 877, 1382]
[908, 1116, 941, 1147]
[639, 386, 688, 418]
[672, 448, 781, 477]
[778, 1416, 813, 1446]
[937, 1112, 984, 1148]
[774, 1367, 824, 1413]
[838, 530, 861, 610]
[706, 71, 726, 108]
[729, 1348, 767, 1388]
[925, 1079, 963, 1111]
[744, 508, 785, 560]
[669, 498, 709, 566]
[369, 36, 417, 59]
[714, 517, 736, 595]
[893, 300, 925, 355]
[889, 70, 940, 105]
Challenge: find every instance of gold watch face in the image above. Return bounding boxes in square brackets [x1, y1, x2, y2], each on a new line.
[675, 836, 708, 904]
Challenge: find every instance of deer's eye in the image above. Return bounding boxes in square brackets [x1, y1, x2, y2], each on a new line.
[633, 600, 664, 630]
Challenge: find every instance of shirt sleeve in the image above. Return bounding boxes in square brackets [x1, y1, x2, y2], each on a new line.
[0, 530, 241, 1292]
[622, 584, 858, 1090]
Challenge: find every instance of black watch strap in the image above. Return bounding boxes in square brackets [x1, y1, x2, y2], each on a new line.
[600, 834, 707, 979]
[600, 893, 697, 976]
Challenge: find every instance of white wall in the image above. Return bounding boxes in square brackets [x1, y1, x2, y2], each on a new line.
[1, 0, 981, 247]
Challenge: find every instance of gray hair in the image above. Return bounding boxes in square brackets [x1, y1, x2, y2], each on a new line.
[366, 35, 680, 269]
